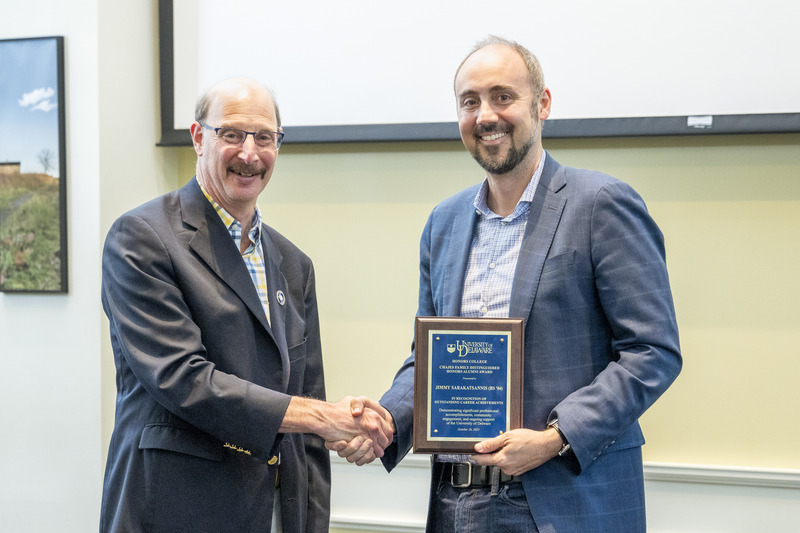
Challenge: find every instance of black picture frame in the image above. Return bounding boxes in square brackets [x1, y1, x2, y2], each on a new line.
[0, 36, 68, 293]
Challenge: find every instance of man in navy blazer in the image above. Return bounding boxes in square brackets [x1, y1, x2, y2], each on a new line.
[100, 78, 391, 532]
[331, 37, 681, 532]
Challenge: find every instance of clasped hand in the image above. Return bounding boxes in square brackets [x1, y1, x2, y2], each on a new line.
[325, 396, 394, 466]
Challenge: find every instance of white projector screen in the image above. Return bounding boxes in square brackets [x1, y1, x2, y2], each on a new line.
[158, 0, 800, 145]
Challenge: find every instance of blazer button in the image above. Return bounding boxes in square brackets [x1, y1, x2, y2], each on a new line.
[268, 455, 278, 465]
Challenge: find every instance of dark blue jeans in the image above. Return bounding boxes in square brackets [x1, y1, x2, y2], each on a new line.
[426, 481, 538, 533]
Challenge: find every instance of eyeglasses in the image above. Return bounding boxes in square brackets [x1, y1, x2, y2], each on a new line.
[200, 122, 284, 151]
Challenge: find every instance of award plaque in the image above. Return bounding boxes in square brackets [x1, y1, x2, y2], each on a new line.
[413, 317, 524, 454]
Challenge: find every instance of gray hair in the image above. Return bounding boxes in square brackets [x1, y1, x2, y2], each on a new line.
[194, 82, 282, 128]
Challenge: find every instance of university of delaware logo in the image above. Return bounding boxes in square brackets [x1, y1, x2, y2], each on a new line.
[447, 340, 488, 357]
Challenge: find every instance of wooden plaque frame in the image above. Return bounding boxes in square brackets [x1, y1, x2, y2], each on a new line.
[413, 316, 524, 454]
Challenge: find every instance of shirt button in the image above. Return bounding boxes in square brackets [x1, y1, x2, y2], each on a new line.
[489, 262, 496, 269]
[480, 306, 488, 314]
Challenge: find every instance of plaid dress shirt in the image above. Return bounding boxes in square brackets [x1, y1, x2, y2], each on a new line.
[200, 184, 270, 325]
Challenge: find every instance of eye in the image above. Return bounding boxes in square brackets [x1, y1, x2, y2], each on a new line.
[254, 131, 275, 145]
[461, 97, 479, 110]
[218, 128, 245, 143]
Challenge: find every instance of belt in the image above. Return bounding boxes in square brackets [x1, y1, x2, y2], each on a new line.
[439, 462, 521, 488]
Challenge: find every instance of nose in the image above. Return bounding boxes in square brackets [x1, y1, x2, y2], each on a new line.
[237, 134, 260, 163]
[476, 101, 498, 125]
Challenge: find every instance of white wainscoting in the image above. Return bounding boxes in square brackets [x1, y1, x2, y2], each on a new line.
[330, 453, 800, 532]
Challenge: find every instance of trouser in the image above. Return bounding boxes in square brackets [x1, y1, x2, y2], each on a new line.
[426, 462, 538, 533]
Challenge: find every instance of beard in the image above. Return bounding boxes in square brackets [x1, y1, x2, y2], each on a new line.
[471, 133, 535, 175]
[469, 110, 540, 175]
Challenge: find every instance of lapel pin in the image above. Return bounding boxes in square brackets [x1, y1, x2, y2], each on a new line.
[276, 290, 286, 305]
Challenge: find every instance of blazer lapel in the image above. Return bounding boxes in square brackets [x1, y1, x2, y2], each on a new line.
[442, 198, 478, 316]
[180, 179, 277, 338]
[509, 157, 567, 319]
[261, 230, 291, 392]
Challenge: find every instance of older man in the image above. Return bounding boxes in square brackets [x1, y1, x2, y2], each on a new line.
[100, 77, 391, 532]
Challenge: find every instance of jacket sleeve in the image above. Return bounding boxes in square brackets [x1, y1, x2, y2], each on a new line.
[550, 180, 682, 471]
[102, 213, 291, 458]
[379, 211, 436, 471]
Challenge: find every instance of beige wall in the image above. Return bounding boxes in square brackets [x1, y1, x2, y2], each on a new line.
[176, 132, 800, 471]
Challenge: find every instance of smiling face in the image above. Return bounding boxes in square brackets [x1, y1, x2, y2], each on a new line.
[190, 78, 280, 221]
[454, 44, 551, 178]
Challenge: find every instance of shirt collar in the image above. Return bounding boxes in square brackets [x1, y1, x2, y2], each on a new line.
[473, 151, 547, 220]
[199, 182, 262, 242]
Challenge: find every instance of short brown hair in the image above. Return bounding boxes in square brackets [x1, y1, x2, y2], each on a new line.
[454, 35, 546, 100]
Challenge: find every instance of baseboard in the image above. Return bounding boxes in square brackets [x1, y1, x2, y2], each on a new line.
[330, 453, 800, 532]
[644, 461, 800, 489]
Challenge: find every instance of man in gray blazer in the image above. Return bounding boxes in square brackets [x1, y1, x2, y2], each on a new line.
[100, 77, 392, 532]
[331, 37, 682, 532]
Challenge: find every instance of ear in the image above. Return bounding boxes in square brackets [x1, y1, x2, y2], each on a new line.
[538, 88, 552, 121]
[190, 122, 204, 156]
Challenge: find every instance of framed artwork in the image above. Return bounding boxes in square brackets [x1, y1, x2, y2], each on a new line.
[0, 36, 67, 293]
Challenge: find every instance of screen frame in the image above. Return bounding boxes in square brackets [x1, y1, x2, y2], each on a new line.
[157, 0, 800, 147]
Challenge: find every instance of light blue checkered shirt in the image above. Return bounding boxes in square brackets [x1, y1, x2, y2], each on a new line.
[438, 152, 546, 464]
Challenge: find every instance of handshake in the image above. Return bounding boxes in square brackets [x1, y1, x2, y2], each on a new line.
[323, 396, 394, 466]
[281, 395, 393, 466]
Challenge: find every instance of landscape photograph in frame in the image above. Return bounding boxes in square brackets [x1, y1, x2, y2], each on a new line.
[0, 36, 67, 293]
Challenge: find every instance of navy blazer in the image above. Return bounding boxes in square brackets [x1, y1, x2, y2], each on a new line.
[100, 178, 330, 532]
[380, 155, 681, 532]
